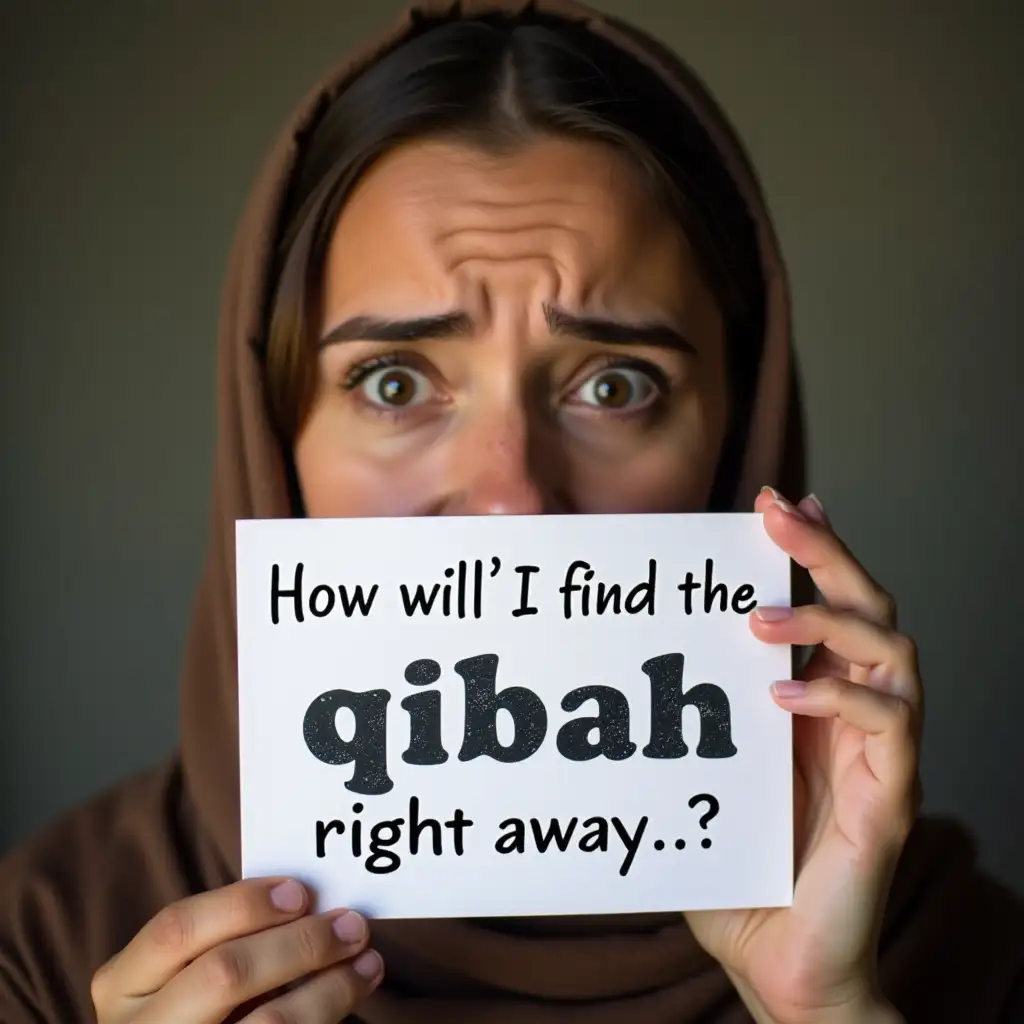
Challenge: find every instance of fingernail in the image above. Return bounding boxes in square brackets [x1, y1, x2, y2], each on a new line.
[755, 605, 794, 622]
[773, 679, 807, 698]
[760, 485, 782, 500]
[800, 493, 829, 525]
[352, 949, 383, 982]
[771, 497, 806, 521]
[332, 910, 367, 943]
[269, 880, 305, 913]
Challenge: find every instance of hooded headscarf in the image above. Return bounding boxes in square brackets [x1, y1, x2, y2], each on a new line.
[1, 3, 1022, 1022]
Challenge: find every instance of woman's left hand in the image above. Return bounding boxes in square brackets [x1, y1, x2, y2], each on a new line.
[685, 488, 922, 1024]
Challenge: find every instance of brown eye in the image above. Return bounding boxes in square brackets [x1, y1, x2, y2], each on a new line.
[360, 365, 431, 408]
[573, 366, 657, 411]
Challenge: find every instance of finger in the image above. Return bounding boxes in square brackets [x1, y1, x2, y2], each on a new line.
[797, 493, 830, 527]
[239, 951, 383, 1023]
[755, 487, 895, 626]
[95, 878, 309, 1002]
[771, 677, 917, 797]
[752, 604, 921, 707]
[139, 909, 370, 1024]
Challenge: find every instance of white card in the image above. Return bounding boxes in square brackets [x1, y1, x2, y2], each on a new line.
[237, 513, 793, 919]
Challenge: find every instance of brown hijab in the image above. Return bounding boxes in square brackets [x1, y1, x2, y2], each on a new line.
[1, 2, 1022, 1022]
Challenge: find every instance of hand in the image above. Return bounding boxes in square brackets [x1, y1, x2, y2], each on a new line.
[684, 488, 921, 1024]
[91, 877, 382, 1023]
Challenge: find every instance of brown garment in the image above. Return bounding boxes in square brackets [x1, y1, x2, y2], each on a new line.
[1, 2, 1022, 1022]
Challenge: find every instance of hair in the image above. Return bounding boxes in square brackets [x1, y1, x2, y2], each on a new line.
[264, 12, 766, 510]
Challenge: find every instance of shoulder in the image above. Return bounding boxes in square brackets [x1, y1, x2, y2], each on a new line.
[0, 759, 200, 1023]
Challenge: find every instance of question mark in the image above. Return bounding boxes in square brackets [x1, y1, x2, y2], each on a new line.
[688, 793, 720, 848]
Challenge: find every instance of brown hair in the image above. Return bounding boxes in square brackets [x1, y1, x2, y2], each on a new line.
[264, 11, 766, 509]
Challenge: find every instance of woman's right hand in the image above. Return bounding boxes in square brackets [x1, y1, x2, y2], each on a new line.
[91, 877, 382, 1022]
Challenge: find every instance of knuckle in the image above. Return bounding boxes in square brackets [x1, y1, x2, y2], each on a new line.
[295, 918, 331, 968]
[875, 588, 898, 625]
[892, 631, 918, 667]
[796, 602, 829, 634]
[149, 903, 193, 952]
[890, 695, 914, 730]
[221, 886, 261, 931]
[327, 965, 359, 1008]
[200, 943, 252, 994]
[820, 675, 846, 701]
[803, 602, 828, 626]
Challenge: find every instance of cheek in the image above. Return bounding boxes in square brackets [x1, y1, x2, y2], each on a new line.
[298, 458, 452, 518]
[296, 429, 714, 517]
[294, 412, 438, 517]
[567, 425, 721, 513]
[297, 453, 422, 517]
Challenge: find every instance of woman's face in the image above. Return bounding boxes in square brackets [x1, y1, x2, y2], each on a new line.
[295, 136, 729, 517]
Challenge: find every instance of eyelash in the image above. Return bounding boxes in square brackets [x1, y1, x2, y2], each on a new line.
[339, 351, 673, 421]
[341, 351, 409, 391]
[571, 354, 672, 419]
[341, 351, 436, 423]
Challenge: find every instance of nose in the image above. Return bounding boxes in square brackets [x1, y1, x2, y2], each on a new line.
[442, 404, 550, 516]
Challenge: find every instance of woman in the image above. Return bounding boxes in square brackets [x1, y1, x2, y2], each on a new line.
[1, 2, 1022, 1021]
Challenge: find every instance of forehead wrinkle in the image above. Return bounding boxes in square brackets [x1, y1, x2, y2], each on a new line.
[433, 221, 597, 242]
[331, 138, 681, 319]
[434, 228, 597, 306]
[434, 219, 664, 313]
[434, 194, 593, 211]
[442, 253, 589, 308]
[431, 219, 596, 262]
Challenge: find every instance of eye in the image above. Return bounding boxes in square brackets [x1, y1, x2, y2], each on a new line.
[570, 364, 659, 411]
[359, 365, 433, 408]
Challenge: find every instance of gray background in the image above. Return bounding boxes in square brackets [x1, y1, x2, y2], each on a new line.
[2, 1, 1021, 891]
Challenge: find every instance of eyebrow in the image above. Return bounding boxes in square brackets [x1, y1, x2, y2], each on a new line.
[318, 303, 695, 355]
[318, 312, 473, 348]
[544, 305, 696, 355]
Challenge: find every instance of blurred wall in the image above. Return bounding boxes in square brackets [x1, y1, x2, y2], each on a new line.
[2, 1, 1021, 890]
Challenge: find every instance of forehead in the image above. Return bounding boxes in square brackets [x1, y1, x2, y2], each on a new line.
[321, 136, 704, 317]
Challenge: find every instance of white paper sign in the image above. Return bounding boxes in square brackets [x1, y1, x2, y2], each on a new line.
[237, 513, 793, 919]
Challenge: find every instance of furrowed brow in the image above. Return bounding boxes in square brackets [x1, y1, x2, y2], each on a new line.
[318, 311, 473, 349]
[545, 304, 696, 356]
